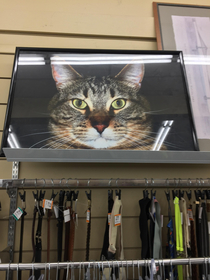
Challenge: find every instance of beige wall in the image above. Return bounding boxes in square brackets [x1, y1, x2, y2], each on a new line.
[0, 0, 210, 279]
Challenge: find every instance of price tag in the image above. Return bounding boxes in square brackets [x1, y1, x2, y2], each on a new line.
[13, 207, 23, 221]
[187, 209, 194, 221]
[86, 210, 90, 223]
[42, 199, 53, 209]
[64, 209, 70, 223]
[114, 214, 121, 226]
[187, 214, 191, 226]
[108, 213, 111, 225]
[54, 205, 59, 218]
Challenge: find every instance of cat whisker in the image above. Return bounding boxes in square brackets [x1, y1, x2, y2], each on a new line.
[30, 135, 62, 148]
[23, 131, 53, 137]
[123, 136, 151, 150]
[144, 109, 168, 114]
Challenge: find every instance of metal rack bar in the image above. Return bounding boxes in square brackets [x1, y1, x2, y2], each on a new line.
[0, 178, 209, 190]
[0, 258, 209, 271]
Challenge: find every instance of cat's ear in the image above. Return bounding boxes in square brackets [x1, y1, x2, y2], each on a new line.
[115, 63, 145, 88]
[51, 63, 82, 88]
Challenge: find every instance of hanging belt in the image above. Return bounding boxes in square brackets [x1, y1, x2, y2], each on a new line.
[180, 197, 190, 279]
[63, 191, 72, 266]
[18, 191, 27, 280]
[100, 190, 114, 261]
[153, 197, 162, 259]
[85, 190, 91, 261]
[31, 191, 39, 263]
[206, 190, 210, 255]
[69, 191, 79, 261]
[34, 190, 45, 280]
[47, 190, 57, 280]
[105, 191, 126, 280]
[195, 190, 209, 279]
[139, 195, 151, 279]
[57, 190, 65, 280]
[150, 191, 155, 257]
[63, 205, 71, 280]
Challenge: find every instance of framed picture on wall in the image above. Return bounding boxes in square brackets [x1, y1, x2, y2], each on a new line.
[1, 47, 210, 163]
[153, 2, 210, 152]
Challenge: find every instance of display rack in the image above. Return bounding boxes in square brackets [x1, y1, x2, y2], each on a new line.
[1, 177, 209, 280]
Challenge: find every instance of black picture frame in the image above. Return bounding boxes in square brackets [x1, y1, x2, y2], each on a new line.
[1, 47, 208, 163]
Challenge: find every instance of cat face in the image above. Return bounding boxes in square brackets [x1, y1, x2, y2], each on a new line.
[48, 61, 153, 150]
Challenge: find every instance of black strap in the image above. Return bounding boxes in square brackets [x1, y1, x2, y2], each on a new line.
[18, 210, 27, 280]
[34, 205, 44, 279]
[86, 203, 91, 261]
[18, 191, 26, 280]
[85, 191, 91, 261]
[31, 207, 37, 262]
[57, 190, 65, 280]
[139, 197, 151, 278]
[100, 191, 114, 260]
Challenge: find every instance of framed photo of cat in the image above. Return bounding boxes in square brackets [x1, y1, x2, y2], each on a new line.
[153, 2, 210, 152]
[1, 47, 210, 163]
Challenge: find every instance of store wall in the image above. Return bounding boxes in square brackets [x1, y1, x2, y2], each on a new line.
[0, 0, 210, 279]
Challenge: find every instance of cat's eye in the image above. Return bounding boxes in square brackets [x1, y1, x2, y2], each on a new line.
[111, 98, 126, 110]
[72, 99, 87, 110]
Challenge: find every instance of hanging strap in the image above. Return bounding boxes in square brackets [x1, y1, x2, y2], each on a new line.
[180, 197, 190, 279]
[57, 190, 65, 280]
[108, 196, 122, 257]
[100, 192, 114, 260]
[46, 208, 52, 280]
[188, 204, 199, 280]
[18, 191, 26, 280]
[18, 210, 27, 280]
[34, 205, 44, 280]
[153, 198, 162, 259]
[69, 207, 75, 261]
[31, 206, 38, 262]
[103, 195, 126, 280]
[86, 199, 91, 261]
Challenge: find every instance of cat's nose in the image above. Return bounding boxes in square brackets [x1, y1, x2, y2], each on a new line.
[93, 123, 108, 133]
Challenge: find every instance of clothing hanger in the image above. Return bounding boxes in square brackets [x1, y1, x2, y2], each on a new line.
[115, 178, 121, 200]
[179, 189, 184, 199]
[115, 189, 121, 200]
[143, 178, 149, 199]
[151, 189, 156, 198]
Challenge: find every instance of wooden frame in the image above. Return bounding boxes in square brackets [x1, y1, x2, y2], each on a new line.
[153, 2, 210, 152]
[153, 2, 210, 50]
